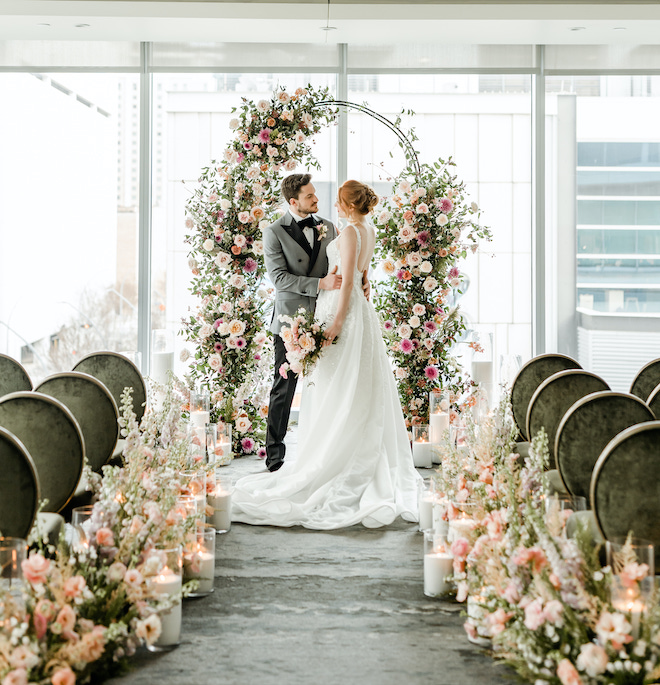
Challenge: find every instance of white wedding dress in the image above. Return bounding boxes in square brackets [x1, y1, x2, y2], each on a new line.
[232, 223, 421, 529]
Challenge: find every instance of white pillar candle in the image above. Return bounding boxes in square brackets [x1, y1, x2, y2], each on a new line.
[208, 489, 232, 532]
[412, 440, 433, 468]
[429, 412, 450, 445]
[216, 439, 232, 466]
[418, 495, 434, 532]
[448, 517, 476, 543]
[152, 568, 182, 648]
[424, 552, 454, 597]
[183, 551, 215, 594]
[190, 410, 210, 428]
[151, 351, 174, 385]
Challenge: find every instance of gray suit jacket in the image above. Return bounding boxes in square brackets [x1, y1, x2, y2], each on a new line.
[264, 210, 337, 335]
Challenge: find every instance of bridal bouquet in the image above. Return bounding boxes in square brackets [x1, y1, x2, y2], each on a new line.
[278, 308, 334, 377]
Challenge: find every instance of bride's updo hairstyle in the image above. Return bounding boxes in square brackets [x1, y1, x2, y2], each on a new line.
[338, 180, 378, 217]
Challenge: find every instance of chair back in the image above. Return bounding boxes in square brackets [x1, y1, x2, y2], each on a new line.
[630, 358, 660, 402]
[0, 427, 39, 538]
[555, 391, 654, 504]
[0, 353, 32, 398]
[35, 372, 119, 472]
[73, 351, 147, 423]
[510, 353, 581, 439]
[526, 369, 609, 469]
[0, 392, 84, 513]
[591, 421, 660, 571]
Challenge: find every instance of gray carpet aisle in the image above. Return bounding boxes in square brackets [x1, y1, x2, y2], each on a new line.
[107, 427, 518, 685]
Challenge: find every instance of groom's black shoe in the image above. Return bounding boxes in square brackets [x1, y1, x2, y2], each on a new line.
[266, 459, 284, 473]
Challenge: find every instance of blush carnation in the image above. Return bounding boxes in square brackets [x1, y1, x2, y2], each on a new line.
[241, 437, 255, 453]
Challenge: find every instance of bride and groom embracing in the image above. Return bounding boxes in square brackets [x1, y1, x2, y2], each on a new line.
[232, 173, 421, 530]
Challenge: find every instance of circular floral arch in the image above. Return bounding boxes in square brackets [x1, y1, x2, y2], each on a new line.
[182, 85, 490, 456]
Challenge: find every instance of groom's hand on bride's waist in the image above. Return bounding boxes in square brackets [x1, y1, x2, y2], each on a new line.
[319, 266, 342, 291]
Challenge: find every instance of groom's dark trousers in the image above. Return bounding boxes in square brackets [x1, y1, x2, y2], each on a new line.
[265, 334, 298, 471]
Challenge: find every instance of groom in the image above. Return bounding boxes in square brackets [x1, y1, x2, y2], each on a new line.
[263, 173, 341, 472]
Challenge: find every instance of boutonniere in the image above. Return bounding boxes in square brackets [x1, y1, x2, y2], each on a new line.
[316, 223, 328, 241]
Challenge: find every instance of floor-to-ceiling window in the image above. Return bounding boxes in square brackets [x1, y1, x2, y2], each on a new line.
[0, 70, 140, 383]
[545, 59, 660, 391]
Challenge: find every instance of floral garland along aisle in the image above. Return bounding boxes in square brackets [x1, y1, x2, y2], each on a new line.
[181, 84, 491, 453]
[0, 381, 206, 685]
[434, 394, 660, 685]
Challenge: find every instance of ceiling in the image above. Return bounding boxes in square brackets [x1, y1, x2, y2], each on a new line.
[2, 1, 660, 45]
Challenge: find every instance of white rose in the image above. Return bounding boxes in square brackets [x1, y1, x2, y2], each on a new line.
[252, 240, 264, 255]
[228, 319, 246, 336]
[415, 187, 427, 198]
[407, 252, 421, 267]
[220, 199, 231, 210]
[199, 323, 213, 338]
[301, 112, 313, 127]
[285, 159, 297, 172]
[576, 643, 608, 678]
[235, 415, 252, 433]
[257, 99, 270, 113]
[412, 304, 425, 316]
[408, 316, 421, 328]
[247, 167, 260, 180]
[215, 252, 231, 269]
[295, 132, 306, 144]
[398, 323, 412, 339]
[471, 202, 479, 212]
[397, 181, 411, 195]
[420, 261, 433, 273]
[378, 210, 392, 223]
[277, 91, 291, 103]
[229, 274, 246, 288]
[187, 257, 198, 270]
[218, 322, 230, 336]
[436, 213, 448, 226]
[203, 238, 215, 252]
[229, 118, 239, 130]
[259, 220, 269, 231]
[423, 277, 438, 292]
[220, 301, 232, 313]
[254, 332, 267, 346]
[395, 367, 409, 379]
[209, 353, 222, 371]
[179, 348, 191, 362]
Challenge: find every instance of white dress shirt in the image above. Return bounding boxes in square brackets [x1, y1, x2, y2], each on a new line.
[289, 209, 315, 247]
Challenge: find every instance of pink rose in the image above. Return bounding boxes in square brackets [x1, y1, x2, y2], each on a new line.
[124, 569, 144, 588]
[107, 562, 127, 583]
[556, 658, 583, 685]
[450, 538, 470, 558]
[63, 575, 87, 599]
[55, 604, 77, 633]
[51, 668, 76, 685]
[576, 643, 608, 678]
[2, 669, 28, 685]
[95, 527, 115, 547]
[21, 553, 50, 585]
[523, 598, 546, 631]
[543, 599, 564, 625]
[79, 626, 106, 663]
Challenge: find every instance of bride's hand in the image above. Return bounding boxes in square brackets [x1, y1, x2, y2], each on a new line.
[323, 321, 341, 346]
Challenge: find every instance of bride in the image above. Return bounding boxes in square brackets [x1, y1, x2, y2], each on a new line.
[232, 180, 421, 529]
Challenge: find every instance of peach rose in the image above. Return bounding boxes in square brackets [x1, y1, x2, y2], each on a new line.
[95, 527, 114, 547]
[79, 626, 106, 663]
[55, 604, 76, 633]
[21, 553, 50, 585]
[51, 668, 76, 685]
[63, 575, 87, 599]
[556, 658, 583, 685]
[403, 210, 414, 223]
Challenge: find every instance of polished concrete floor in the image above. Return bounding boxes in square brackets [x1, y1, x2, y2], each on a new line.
[107, 428, 519, 685]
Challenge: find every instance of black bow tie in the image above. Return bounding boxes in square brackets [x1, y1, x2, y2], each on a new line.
[298, 216, 317, 229]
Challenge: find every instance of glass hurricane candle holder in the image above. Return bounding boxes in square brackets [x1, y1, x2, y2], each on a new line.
[184, 524, 215, 597]
[417, 478, 436, 533]
[147, 545, 183, 652]
[190, 388, 210, 428]
[71, 504, 95, 549]
[544, 494, 587, 536]
[429, 389, 450, 445]
[610, 574, 652, 641]
[423, 530, 454, 598]
[179, 469, 206, 517]
[208, 475, 233, 534]
[215, 422, 232, 467]
[412, 425, 433, 468]
[447, 502, 477, 543]
[0, 537, 27, 604]
[606, 536, 655, 578]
